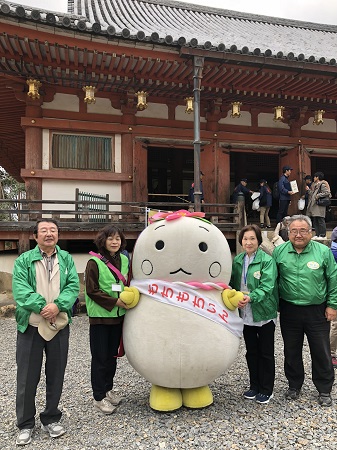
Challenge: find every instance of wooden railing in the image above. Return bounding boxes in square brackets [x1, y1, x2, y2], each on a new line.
[0, 198, 243, 253]
[0, 198, 241, 223]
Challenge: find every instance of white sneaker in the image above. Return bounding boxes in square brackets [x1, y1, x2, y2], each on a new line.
[16, 429, 33, 446]
[41, 422, 66, 438]
[106, 390, 122, 406]
[94, 397, 116, 414]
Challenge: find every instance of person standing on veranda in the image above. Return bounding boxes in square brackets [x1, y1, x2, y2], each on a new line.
[276, 165, 295, 223]
[306, 171, 331, 239]
[258, 179, 272, 228]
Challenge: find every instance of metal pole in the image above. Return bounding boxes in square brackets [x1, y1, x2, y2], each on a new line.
[193, 56, 204, 212]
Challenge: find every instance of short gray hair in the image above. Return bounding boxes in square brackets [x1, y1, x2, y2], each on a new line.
[287, 214, 312, 230]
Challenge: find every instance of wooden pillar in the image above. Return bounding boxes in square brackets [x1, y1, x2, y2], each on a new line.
[121, 132, 134, 208]
[215, 145, 230, 205]
[133, 140, 148, 202]
[18, 232, 30, 255]
[24, 103, 43, 220]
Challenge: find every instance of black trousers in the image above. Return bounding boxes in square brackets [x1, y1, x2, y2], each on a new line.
[280, 300, 334, 393]
[311, 216, 326, 237]
[90, 323, 123, 401]
[243, 321, 275, 396]
[276, 200, 290, 223]
[16, 325, 69, 429]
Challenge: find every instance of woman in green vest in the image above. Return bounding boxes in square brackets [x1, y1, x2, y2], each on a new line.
[85, 225, 130, 415]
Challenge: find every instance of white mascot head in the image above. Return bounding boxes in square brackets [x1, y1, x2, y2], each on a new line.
[123, 210, 243, 411]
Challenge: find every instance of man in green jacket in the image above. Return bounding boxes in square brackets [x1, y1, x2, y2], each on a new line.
[13, 219, 79, 446]
[273, 214, 337, 407]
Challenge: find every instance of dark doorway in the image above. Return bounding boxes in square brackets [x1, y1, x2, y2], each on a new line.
[147, 147, 193, 204]
[230, 152, 280, 220]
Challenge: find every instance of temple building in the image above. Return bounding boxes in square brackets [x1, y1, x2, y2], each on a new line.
[1, 0, 337, 250]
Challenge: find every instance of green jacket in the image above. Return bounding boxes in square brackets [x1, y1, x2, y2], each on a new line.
[12, 245, 80, 333]
[273, 240, 337, 309]
[85, 255, 128, 318]
[230, 248, 278, 322]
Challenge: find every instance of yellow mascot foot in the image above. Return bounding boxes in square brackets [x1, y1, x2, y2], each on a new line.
[181, 386, 213, 409]
[149, 385, 182, 412]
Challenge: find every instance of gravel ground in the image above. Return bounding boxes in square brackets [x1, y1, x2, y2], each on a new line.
[1, 315, 336, 450]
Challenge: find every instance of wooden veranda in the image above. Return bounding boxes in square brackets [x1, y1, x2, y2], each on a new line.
[0, 198, 243, 254]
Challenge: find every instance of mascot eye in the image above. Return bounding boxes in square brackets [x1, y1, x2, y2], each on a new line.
[155, 240, 165, 250]
[199, 242, 208, 252]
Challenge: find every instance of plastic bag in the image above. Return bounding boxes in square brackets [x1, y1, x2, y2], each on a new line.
[298, 198, 305, 210]
[252, 198, 260, 211]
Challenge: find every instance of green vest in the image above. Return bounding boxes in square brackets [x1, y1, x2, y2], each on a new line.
[85, 254, 129, 318]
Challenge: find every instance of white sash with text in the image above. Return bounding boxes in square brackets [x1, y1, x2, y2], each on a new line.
[131, 279, 243, 338]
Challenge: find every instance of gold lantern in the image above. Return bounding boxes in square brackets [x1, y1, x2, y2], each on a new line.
[83, 85, 96, 104]
[185, 97, 194, 114]
[26, 78, 42, 100]
[313, 110, 324, 125]
[274, 105, 285, 121]
[135, 91, 148, 110]
[231, 101, 242, 118]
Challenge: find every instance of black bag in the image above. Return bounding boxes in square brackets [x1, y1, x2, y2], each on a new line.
[317, 197, 331, 207]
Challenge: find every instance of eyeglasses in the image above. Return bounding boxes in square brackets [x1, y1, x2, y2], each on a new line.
[289, 229, 311, 236]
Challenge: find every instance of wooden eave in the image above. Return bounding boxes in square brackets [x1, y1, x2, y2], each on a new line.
[1, 19, 337, 179]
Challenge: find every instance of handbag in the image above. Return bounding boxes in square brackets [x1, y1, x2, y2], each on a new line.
[298, 198, 305, 210]
[317, 197, 331, 206]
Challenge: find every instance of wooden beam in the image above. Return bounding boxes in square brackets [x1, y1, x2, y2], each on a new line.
[20, 168, 133, 182]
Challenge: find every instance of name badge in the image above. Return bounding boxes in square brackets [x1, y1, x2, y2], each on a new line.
[111, 284, 122, 292]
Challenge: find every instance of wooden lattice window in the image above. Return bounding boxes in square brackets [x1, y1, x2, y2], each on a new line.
[51, 134, 113, 171]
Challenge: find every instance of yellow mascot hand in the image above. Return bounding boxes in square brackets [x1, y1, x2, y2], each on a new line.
[120, 286, 140, 309]
[222, 289, 244, 311]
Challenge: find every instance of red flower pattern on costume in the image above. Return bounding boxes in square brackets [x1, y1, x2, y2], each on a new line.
[149, 209, 205, 224]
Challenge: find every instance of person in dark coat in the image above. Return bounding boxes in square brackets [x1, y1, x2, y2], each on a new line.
[232, 179, 253, 204]
[276, 166, 295, 223]
[259, 179, 272, 228]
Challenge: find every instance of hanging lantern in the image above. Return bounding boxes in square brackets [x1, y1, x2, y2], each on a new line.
[135, 91, 148, 110]
[313, 110, 324, 125]
[274, 105, 285, 121]
[26, 78, 42, 100]
[185, 97, 194, 114]
[83, 85, 96, 104]
[231, 101, 242, 118]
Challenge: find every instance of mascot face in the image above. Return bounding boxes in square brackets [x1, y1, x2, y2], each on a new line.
[132, 214, 232, 283]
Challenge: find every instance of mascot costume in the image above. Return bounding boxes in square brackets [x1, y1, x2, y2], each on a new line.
[120, 210, 243, 412]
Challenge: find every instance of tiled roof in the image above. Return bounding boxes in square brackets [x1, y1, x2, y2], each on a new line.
[1, 0, 337, 62]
